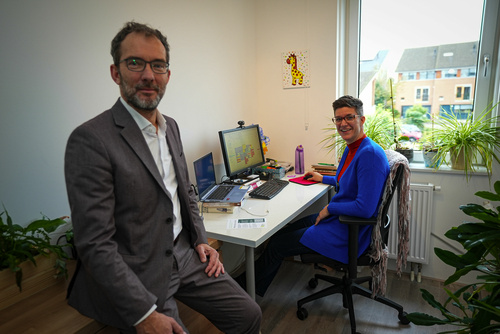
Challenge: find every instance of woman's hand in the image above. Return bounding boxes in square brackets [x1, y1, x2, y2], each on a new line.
[315, 205, 330, 225]
[304, 171, 323, 183]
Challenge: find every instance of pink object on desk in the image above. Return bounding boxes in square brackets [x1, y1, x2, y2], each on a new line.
[289, 176, 318, 186]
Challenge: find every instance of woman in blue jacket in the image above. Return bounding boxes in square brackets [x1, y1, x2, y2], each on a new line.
[248, 95, 390, 297]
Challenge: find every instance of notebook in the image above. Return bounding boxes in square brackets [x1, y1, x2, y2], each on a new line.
[193, 152, 248, 203]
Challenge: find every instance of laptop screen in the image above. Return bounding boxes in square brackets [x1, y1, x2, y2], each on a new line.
[193, 152, 216, 198]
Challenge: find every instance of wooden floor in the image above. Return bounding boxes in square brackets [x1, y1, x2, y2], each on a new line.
[172, 260, 461, 334]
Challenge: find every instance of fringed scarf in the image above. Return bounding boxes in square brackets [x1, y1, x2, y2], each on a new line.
[369, 149, 411, 297]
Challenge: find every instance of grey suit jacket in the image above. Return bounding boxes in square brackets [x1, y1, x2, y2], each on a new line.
[64, 99, 207, 329]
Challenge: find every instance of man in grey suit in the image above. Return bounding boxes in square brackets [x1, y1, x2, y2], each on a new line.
[64, 22, 262, 334]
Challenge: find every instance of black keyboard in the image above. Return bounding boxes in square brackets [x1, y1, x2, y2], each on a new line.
[249, 179, 289, 200]
[207, 185, 233, 200]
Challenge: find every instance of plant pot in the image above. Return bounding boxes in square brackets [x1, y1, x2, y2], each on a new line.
[423, 150, 440, 168]
[450, 147, 470, 170]
[396, 148, 413, 163]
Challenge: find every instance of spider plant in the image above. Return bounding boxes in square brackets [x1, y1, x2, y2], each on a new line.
[432, 102, 500, 181]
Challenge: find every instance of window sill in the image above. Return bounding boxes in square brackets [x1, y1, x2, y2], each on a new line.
[406, 150, 489, 177]
[409, 161, 488, 176]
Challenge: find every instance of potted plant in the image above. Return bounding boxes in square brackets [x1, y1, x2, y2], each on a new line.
[387, 79, 414, 162]
[431, 102, 500, 180]
[406, 181, 500, 333]
[0, 206, 70, 291]
[421, 115, 441, 168]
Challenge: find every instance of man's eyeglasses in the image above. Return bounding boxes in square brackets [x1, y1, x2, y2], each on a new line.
[119, 58, 169, 74]
[333, 114, 360, 124]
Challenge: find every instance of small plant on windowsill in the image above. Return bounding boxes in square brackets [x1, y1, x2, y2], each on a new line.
[388, 79, 413, 162]
[0, 206, 70, 291]
[421, 115, 442, 168]
[406, 181, 500, 333]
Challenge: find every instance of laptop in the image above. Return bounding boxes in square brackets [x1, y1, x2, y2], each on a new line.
[193, 152, 248, 203]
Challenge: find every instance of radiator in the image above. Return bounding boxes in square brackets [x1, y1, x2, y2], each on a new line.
[387, 183, 434, 266]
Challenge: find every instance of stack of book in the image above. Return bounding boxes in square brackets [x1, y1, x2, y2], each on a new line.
[311, 163, 337, 176]
[199, 198, 247, 214]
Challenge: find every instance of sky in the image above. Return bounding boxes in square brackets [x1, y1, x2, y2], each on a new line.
[360, 0, 484, 60]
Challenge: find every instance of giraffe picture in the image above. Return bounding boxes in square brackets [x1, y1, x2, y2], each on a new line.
[282, 50, 310, 89]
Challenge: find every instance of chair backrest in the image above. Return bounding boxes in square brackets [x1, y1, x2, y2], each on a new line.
[378, 163, 406, 245]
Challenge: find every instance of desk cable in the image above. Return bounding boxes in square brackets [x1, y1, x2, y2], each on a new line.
[239, 205, 270, 217]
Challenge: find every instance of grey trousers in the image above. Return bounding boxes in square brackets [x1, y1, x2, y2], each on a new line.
[162, 228, 262, 334]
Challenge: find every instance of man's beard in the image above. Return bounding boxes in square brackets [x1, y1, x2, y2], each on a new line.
[120, 80, 165, 111]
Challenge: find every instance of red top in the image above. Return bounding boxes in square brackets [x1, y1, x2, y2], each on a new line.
[336, 134, 367, 180]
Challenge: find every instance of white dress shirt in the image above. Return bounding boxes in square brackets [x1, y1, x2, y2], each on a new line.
[120, 97, 183, 325]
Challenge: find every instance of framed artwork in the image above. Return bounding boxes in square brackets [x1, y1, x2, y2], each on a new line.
[282, 50, 310, 89]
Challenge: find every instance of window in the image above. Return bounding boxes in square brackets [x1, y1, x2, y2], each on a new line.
[444, 69, 458, 78]
[357, 0, 485, 131]
[420, 71, 435, 80]
[463, 67, 477, 77]
[456, 85, 472, 101]
[340, 0, 499, 162]
[415, 87, 429, 102]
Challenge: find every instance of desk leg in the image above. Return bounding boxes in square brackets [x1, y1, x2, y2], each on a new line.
[245, 246, 256, 300]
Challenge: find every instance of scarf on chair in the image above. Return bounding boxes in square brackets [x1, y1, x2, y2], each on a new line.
[369, 149, 411, 297]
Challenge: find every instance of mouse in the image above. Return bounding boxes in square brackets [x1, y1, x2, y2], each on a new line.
[304, 174, 313, 180]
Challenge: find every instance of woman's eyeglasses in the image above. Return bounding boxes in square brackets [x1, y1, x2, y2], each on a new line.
[332, 114, 360, 124]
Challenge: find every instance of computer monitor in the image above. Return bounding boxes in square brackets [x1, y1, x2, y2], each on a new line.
[218, 124, 266, 180]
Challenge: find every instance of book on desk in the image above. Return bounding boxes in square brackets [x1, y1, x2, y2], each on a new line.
[311, 163, 337, 176]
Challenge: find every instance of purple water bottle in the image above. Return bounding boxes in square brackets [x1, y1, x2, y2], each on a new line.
[295, 145, 304, 174]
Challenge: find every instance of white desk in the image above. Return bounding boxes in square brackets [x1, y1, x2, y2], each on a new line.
[202, 181, 332, 299]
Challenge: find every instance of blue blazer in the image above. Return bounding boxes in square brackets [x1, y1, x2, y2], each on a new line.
[300, 137, 389, 263]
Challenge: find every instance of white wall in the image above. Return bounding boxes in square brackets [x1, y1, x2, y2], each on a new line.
[255, 0, 338, 168]
[0, 0, 257, 224]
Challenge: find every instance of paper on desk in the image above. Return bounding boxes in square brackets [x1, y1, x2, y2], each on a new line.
[227, 218, 267, 229]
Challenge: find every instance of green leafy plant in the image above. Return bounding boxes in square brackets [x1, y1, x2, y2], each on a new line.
[406, 181, 500, 333]
[0, 206, 70, 291]
[432, 102, 500, 180]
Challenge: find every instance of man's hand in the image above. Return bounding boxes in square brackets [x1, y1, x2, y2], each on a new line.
[195, 243, 225, 278]
[135, 311, 186, 334]
[315, 205, 330, 225]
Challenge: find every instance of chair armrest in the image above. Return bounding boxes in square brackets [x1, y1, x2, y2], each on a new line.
[339, 215, 377, 225]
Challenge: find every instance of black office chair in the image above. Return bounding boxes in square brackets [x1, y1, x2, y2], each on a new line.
[296, 153, 410, 334]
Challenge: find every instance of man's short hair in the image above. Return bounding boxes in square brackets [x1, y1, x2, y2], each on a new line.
[332, 95, 364, 116]
[111, 21, 170, 66]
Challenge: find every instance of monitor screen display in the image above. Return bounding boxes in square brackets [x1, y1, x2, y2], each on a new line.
[218, 124, 266, 179]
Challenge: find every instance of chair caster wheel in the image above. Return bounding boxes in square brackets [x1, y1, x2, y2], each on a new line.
[308, 278, 318, 289]
[297, 307, 308, 320]
[399, 311, 410, 325]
